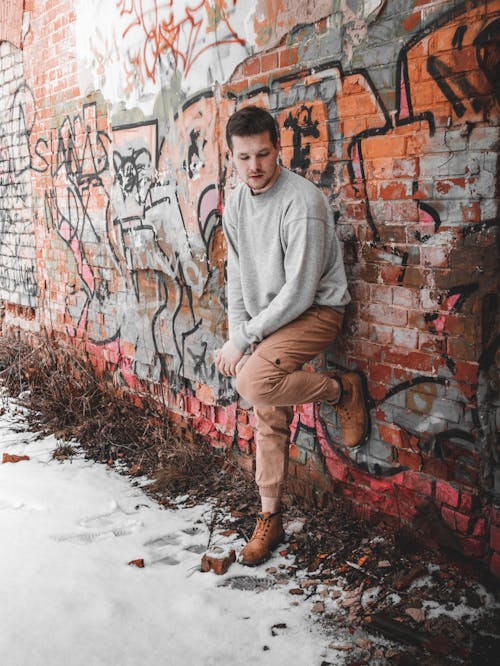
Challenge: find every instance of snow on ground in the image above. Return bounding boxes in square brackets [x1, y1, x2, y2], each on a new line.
[0, 397, 342, 666]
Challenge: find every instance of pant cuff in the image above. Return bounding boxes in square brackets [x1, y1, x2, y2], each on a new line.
[258, 484, 283, 499]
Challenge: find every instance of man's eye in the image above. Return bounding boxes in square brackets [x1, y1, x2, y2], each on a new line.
[239, 156, 249, 160]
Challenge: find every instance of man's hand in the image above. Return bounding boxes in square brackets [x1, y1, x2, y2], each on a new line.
[215, 340, 245, 377]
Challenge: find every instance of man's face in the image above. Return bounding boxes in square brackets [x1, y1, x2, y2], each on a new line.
[230, 131, 280, 194]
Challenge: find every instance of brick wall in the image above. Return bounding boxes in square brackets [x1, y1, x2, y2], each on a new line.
[0, 0, 499, 575]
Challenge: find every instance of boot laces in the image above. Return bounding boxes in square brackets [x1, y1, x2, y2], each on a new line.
[252, 516, 271, 542]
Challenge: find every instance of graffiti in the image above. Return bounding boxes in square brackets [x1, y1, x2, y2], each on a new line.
[113, 147, 152, 202]
[43, 93, 226, 390]
[0, 45, 39, 306]
[283, 105, 321, 172]
[77, 0, 249, 106]
[314, 7, 499, 480]
[475, 18, 500, 103]
[119, 0, 246, 81]
[184, 129, 205, 179]
[45, 102, 123, 343]
[427, 55, 483, 118]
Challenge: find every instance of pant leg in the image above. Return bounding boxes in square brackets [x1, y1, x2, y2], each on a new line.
[254, 405, 294, 498]
[236, 306, 343, 407]
[236, 306, 343, 499]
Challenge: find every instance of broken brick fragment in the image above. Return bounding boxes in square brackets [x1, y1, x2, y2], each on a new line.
[200, 548, 236, 575]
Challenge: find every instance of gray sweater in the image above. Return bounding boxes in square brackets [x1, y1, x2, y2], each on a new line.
[222, 168, 351, 353]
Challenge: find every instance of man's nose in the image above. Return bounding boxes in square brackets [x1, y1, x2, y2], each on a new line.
[249, 157, 260, 171]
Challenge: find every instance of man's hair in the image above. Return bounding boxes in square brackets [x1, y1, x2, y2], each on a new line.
[226, 105, 279, 152]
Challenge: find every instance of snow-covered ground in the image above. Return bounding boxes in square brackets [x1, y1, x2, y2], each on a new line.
[0, 397, 341, 666]
[2, 394, 499, 666]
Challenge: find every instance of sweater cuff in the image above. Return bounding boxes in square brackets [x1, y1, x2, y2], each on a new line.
[231, 326, 251, 354]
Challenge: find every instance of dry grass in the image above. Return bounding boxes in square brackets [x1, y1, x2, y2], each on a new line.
[0, 333, 248, 502]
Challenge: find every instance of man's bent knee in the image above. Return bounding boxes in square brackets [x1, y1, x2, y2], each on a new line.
[236, 354, 282, 405]
[235, 361, 263, 404]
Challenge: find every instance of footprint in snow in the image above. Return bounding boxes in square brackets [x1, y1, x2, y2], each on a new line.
[51, 501, 144, 544]
[144, 534, 180, 547]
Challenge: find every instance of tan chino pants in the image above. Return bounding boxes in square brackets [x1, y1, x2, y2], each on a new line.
[236, 306, 343, 498]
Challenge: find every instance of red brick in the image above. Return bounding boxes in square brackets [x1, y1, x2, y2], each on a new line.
[490, 525, 500, 552]
[362, 303, 407, 327]
[370, 362, 392, 383]
[392, 287, 420, 309]
[384, 348, 433, 372]
[325, 457, 349, 482]
[366, 478, 392, 495]
[201, 548, 236, 575]
[279, 47, 299, 67]
[490, 553, 500, 579]
[441, 506, 456, 531]
[369, 383, 387, 401]
[472, 518, 486, 538]
[454, 511, 471, 535]
[369, 323, 393, 344]
[192, 416, 216, 436]
[185, 395, 201, 415]
[459, 492, 474, 514]
[435, 481, 460, 508]
[237, 424, 254, 441]
[396, 489, 423, 522]
[260, 52, 278, 72]
[243, 57, 260, 76]
[369, 284, 393, 304]
[349, 340, 383, 361]
[397, 448, 423, 470]
[453, 361, 479, 384]
[491, 506, 500, 526]
[400, 472, 432, 496]
[378, 424, 404, 448]
[362, 135, 407, 158]
[378, 264, 403, 284]
[236, 438, 251, 455]
[418, 332, 447, 354]
[215, 405, 236, 432]
[217, 433, 234, 449]
[379, 181, 411, 200]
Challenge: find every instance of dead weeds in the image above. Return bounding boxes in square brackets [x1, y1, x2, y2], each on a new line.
[0, 333, 248, 503]
[1, 332, 499, 664]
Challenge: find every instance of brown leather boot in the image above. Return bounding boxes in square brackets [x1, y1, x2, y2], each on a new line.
[239, 512, 285, 567]
[335, 372, 370, 447]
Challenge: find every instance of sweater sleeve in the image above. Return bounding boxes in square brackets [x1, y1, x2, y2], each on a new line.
[230, 213, 330, 351]
[222, 198, 251, 352]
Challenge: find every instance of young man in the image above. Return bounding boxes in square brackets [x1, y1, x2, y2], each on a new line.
[216, 105, 369, 566]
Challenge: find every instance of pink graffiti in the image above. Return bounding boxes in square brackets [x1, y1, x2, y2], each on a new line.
[433, 293, 461, 332]
[398, 61, 410, 121]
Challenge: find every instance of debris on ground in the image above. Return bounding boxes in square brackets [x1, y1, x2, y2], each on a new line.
[1, 335, 499, 665]
[201, 547, 237, 575]
[2, 452, 30, 463]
